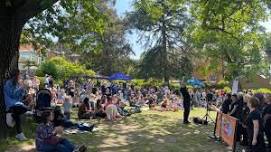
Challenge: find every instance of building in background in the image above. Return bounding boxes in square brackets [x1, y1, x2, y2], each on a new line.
[19, 44, 42, 73]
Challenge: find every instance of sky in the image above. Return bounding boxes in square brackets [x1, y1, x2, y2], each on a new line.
[115, 0, 271, 59]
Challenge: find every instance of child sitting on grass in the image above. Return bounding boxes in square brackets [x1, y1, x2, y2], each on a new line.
[161, 98, 170, 111]
[35, 110, 87, 152]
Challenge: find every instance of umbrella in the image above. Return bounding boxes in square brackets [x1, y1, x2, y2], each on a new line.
[187, 77, 205, 88]
[109, 72, 132, 81]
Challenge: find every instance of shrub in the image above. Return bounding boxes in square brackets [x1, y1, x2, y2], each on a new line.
[223, 86, 232, 93]
[36, 57, 95, 82]
[216, 80, 230, 89]
[252, 88, 271, 94]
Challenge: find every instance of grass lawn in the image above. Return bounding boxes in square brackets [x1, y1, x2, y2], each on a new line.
[1, 108, 229, 152]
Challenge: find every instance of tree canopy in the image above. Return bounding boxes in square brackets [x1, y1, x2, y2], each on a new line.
[18, 0, 271, 82]
[127, 0, 193, 84]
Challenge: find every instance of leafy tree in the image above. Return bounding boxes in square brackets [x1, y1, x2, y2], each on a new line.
[263, 33, 271, 60]
[127, 0, 193, 85]
[0, 0, 105, 138]
[82, 2, 134, 76]
[22, 0, 110, 56]
[191, 0, 269, 81]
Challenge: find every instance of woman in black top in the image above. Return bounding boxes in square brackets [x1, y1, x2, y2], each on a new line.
[221, 93, 232, 114]
[245, 96, 265, 152]
[263, 95, 271, 149]
[229, 94, 243, 142]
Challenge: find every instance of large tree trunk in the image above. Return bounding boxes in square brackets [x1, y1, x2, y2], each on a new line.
[0, 4, 25, 138]
[0, 0, 58, 139]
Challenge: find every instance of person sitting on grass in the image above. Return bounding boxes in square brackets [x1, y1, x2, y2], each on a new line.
[78, 97, 94, 119]
[4, 70, 28, 141]
[160, 98, 169, 111]
[53, 106, 95, 132]
[94, 99, 107, 119]
[54, 106, 74, 128]
[105, 96, 122, 121]
[147, 96, 156, 110]
[114, 97, 130, 116]
[171, 96, 180, 112]
[36, 110, 87, 152]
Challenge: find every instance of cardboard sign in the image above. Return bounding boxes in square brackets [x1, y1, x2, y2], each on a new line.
[214, 112, 238, 151]
[232, 80, 238, 94]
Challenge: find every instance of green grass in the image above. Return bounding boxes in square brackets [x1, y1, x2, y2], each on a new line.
[1, 108, 229, 152]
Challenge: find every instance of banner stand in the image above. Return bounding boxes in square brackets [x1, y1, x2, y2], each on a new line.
[213, 112, 237, 152]
[232, 123, 238, 152]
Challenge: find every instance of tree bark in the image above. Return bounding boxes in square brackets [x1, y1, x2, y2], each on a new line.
[0, 5, 25, 138]
[0, 0, 58, 139]
[162, 18, 169, 86]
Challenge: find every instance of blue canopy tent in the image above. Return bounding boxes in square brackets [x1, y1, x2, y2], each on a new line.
[187, 77, 205, 88]
[109, 72, 132, 81]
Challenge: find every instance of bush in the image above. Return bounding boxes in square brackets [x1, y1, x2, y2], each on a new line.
[223, 86, 232, 93]
[252, 88, 271, 94]
[36, 61, 58, 78]
[132, 78, 163, 87]
[216, 80, 230, 89]
[36, 57, 95, 82]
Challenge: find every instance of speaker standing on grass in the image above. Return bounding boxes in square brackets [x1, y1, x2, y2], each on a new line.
[180, 83, 191, 124]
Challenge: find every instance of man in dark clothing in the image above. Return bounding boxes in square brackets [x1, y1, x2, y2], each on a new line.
[180, 85, 191, 124]
[230, 94, 243, 119]
[206, 90, 214, 104]
[221, 93, 232, 114]
[239, 95, 250, 146]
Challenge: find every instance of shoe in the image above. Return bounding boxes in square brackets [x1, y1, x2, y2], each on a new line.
[16, 133, 27, 141]
[78, 145, 87, 152]
[183, 121, 191, 124]
[74, 145, 87, 152]
[89, 124, 95, 132]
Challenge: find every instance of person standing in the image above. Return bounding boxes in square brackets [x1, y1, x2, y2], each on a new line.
[245, 97, 266, 152]
[263, 94, 271, 150]
[229, 94, 243, 142]
[221, 93, 232, 114]
[180, 84, 191, 124]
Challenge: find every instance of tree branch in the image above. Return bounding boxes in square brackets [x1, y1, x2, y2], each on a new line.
[17, 0, 59, 22]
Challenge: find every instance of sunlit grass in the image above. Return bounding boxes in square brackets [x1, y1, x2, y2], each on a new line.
[1, 108, 228, 152]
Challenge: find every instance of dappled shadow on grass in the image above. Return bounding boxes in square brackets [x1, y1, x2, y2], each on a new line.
[3, 108, 227, 152]
[67, 110, 227, 152]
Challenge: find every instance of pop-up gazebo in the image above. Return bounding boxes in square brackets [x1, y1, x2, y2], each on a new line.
[109, 72, 132, 81]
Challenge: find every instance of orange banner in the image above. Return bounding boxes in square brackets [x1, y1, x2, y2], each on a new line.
[214, 112, 238, 151]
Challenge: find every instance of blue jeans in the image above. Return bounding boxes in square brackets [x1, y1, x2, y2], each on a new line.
[39, 139, 75, 152]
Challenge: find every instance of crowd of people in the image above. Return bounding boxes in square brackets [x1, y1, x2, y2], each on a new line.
[212, 92, 271, 152]
[3, 71, 271, 152]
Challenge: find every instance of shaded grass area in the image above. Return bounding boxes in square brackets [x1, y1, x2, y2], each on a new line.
[1, 108, 228, 152]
